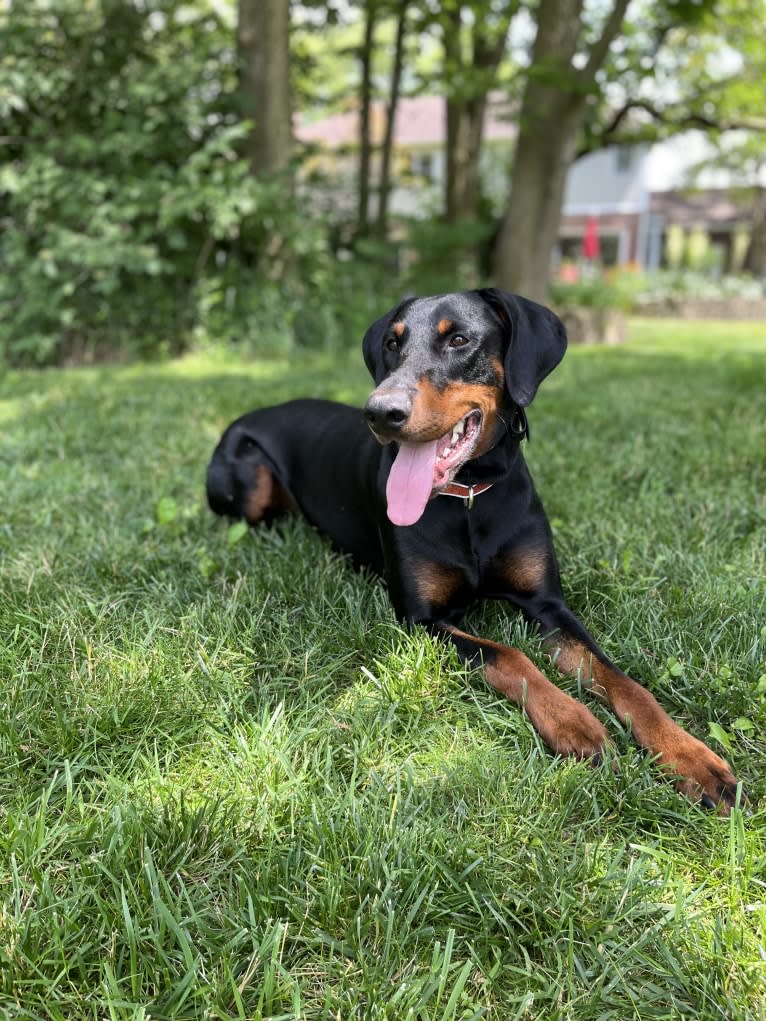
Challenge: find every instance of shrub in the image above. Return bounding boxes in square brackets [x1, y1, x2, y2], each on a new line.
[0, 0, 363, 367]
[665, 224, 686, 270]
[403, 219, 496, 294]
[634, 270, 765, 304]
[0, 2, 231, 363]
[550, 270, 641, 311]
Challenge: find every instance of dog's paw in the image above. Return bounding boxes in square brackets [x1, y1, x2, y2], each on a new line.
[532, 690, 610, 761]
[658, 728, 741, 814]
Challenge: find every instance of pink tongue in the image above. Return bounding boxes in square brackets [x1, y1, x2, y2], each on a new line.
[385, 440, 438, 526]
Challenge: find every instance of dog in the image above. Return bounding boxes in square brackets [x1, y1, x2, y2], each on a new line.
[206, 288, 740, 812]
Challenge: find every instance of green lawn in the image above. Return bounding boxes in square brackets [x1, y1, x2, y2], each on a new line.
[1, 318, 765, 1020]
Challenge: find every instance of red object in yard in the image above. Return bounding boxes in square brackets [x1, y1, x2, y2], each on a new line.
[582, 215, 600, 261]
[559, 262, 579, 282]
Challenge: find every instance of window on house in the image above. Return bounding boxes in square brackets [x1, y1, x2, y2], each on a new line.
[615, 146, 633, 173]
[411, 151, 434, 181]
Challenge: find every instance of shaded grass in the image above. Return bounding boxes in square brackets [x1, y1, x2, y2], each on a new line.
[1, 318, 765, 1019]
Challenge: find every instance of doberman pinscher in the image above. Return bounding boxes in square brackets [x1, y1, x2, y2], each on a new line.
[206, 288, 740, 812]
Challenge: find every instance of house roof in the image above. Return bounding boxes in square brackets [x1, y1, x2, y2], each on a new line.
[297, 94, 516, 149]
[650, 188, 752, 227]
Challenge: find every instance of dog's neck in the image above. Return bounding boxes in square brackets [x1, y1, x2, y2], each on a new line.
[452, 406, 528, 488]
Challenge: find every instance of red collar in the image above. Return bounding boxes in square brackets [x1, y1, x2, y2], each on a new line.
[438, 481, 494, 509]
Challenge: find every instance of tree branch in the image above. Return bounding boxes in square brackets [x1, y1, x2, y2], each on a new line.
[579, 0, 631, 84]
[577, 98, 766, 159]
[474, 2, 516, 71]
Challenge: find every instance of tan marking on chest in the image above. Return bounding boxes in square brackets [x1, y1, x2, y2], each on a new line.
[497, 548, 548, 593]
[413, 560, 464, 608]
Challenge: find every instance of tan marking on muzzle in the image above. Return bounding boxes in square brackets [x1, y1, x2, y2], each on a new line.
[404, 378, 505, 455]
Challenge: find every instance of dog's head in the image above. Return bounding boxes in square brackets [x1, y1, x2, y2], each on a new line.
[362, 289, 567, 525]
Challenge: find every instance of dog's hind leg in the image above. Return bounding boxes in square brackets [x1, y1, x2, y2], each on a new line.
[206, 432, 295, 526]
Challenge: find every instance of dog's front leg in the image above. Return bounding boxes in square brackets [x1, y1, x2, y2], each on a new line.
[386, 546, 608, 760]
[522, 599, 740, 812]
[432, 624, 609, 761]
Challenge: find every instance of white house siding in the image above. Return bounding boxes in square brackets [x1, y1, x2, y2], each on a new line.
[558, 146, 653, 266]
[563, 145, 652, 215]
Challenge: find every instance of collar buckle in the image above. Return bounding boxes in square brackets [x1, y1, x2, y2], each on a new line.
[439, 480, 494, 508]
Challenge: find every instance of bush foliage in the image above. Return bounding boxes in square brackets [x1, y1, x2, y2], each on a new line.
[551, 268, 766, 312]
[0, 0, 364, 367]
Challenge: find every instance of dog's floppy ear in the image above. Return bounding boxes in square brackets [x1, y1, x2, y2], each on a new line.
[477, 287, 567, 407]
[362, 311, 393, 383]
[362, 297, 414, 383]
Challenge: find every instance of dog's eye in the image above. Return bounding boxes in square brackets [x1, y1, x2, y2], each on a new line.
[449, 334, 470, 348]
[385, 338, 399, 353]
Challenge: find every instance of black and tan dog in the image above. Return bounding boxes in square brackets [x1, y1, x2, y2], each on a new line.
[207, 288, 740, 811]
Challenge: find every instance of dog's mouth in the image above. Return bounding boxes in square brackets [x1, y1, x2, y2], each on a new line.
[385, 410, 483, 527]
[432, 409, 483, 487]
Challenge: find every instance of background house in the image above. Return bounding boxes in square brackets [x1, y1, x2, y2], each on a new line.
[299, 101, 760, 273]
[298, 94, 515, 222]
[559, 145, 652, 267]
[564, 136, 759, 273]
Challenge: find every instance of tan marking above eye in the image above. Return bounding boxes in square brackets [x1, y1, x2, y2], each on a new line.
[393, 321, 405, 338]
[437, 319, 454, 336]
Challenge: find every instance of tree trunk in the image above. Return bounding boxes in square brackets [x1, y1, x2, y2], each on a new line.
[376, 1, 408, 238]
[446, 99, 487, 225]
[493, 0, 583, 300]
[237, 0, 291, 177]
[358, 0, 377, 237]
[445, 6, 513, 226]
[444, 7, 469, 224]
[493, 0, 630, 300]
[748, 186, 766, 277]
[493, 103, 584, 301]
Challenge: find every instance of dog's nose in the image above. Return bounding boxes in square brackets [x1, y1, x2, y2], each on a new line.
[364, 388, 412, 433]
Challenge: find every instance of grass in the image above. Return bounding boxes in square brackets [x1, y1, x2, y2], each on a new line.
[1, 316, 765, 1020]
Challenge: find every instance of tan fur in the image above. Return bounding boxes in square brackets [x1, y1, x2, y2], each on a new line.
[245, 464, 295, 524]
[551, 639, 737, 806]
[446, 627, 608, 758]
[413, 560, 464, 608]
[404, 378, 504, 456]
[497, 548, 548, 593]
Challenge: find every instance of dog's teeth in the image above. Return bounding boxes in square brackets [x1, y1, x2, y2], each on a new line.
[451, 424, 463, 443]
